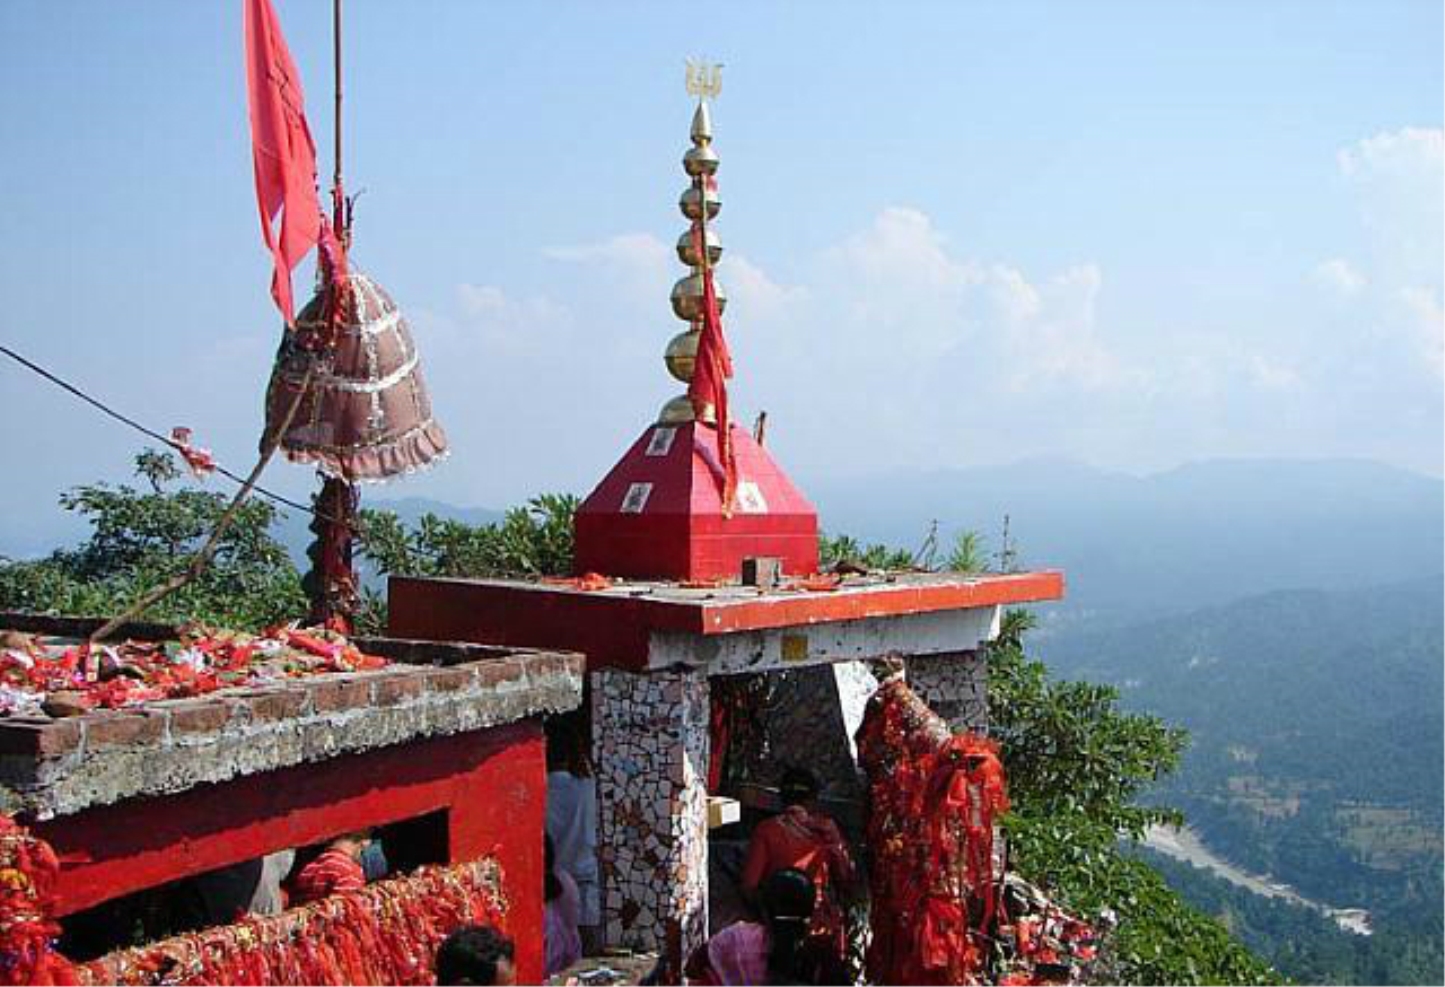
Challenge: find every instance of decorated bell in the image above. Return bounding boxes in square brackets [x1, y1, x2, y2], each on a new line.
[263, 270, 448, 482]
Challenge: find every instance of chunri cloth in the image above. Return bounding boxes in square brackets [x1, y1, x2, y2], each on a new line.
[263, 271, 448, 481]
[857, 677, 1009, 986]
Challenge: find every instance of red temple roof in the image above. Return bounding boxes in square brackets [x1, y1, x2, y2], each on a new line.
[574, 421, 819, 582]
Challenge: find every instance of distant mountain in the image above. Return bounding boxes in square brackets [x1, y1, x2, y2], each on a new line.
[807, 457, 1443, 623]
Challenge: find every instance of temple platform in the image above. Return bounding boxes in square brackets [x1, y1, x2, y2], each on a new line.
[388, 568, 1065, 972]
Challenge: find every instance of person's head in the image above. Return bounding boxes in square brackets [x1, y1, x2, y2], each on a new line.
[435, 925, 516, 986]
[544, 833, 562, 904]
[759, 868, 816, 983]
[778, 766, 820, 808]
[331, 830, 372, 860]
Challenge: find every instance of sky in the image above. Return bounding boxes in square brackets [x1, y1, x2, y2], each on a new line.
[0, 1, 1441, 550]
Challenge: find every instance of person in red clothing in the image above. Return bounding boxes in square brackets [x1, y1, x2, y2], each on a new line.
[290, 831, 370, 904]
[740, 767, 855, 970]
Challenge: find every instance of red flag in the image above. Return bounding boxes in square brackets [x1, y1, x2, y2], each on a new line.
[244, 0, 323, 326]
[689, 225, 737, 514]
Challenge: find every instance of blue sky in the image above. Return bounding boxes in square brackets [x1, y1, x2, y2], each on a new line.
[0, 1, 1440, 551]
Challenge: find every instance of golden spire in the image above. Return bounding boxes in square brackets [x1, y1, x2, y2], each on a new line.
[659, 60, 725, 426]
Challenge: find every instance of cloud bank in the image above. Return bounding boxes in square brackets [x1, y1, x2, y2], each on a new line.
[396, 127, 1442, 505]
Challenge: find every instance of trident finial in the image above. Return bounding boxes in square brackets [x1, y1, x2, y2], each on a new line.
[685, 58, 723, 102]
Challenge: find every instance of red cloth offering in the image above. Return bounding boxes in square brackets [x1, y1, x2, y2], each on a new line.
[688, 226, 737, 513]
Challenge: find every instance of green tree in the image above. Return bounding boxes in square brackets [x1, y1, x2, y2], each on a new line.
[355, 493, 579, 630]
[946, 529, 989, 573]
[0, 451, 306, 629]
[818, 532, 920, 571]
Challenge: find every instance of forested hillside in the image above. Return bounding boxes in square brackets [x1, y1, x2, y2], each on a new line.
[1039, 579, 1444, 985]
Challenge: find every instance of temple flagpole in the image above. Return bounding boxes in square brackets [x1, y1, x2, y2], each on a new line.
[308, 0, 359, 630]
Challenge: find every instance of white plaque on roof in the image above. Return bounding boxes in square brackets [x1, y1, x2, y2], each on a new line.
[736, 480, 768, 514]
[621, 482, 653, 513]
[646, 427, 677, 457]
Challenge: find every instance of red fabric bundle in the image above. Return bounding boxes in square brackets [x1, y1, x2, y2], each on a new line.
[77, 858, 509, 986]
[0, 816, 77, 986]
[857, 677, 1009, 985]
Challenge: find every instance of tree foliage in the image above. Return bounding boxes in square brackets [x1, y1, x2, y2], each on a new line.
[358, 493, 577, 580]
[947, 529, 989, 573]
[818, 532, 915, 571]
[0, 451, 306, 629]
[354, 493, 578, 631]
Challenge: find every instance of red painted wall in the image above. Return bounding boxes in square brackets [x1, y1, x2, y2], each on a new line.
[35, 722, 548, 984]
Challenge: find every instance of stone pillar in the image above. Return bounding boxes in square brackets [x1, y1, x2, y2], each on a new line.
[591, 667, 710, 972]
[905, 650, 989, 733]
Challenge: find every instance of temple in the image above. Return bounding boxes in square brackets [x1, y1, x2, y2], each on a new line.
[390, 76, 1067, 977]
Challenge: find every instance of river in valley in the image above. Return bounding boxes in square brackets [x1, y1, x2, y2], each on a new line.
[1142, 824, 1372, 936]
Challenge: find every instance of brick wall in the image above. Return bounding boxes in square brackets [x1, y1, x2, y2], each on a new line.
[0, 650, 582, 819]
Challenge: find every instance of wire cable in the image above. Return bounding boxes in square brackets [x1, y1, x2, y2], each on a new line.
[0, 341, 342, 525]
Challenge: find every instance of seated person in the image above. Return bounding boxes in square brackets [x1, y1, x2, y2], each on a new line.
[290, 832, 370, 904]
[740, 768, 855, 963]
[686, 869, 846, 986]
[192, 848, 297, 921]
[436, 925, 517, 986]
[545, 834, 583, 976]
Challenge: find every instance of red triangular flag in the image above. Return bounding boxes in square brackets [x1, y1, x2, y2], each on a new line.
[244, 0, 323, 326]
[689, 224, 737, 514]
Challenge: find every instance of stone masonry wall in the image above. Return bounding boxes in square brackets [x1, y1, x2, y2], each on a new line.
[905, 650, 989, 734]
[591, 667, 709, 970]
[0, 651, 582, 819]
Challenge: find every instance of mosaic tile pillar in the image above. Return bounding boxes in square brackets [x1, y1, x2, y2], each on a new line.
[591, 667, 710, 971]
[905, 650, 989, 733]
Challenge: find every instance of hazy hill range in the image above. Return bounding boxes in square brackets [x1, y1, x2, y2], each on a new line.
[807, 457, 1443, 625]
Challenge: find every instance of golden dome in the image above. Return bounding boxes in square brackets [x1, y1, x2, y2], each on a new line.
[670, 272, 727, 322]
[679, 185, 721, 222]
[658, 393, 696, 424]
[676, 228, 723, 267]
[665, 328, 700, 382]
[683, 144, 719, 178]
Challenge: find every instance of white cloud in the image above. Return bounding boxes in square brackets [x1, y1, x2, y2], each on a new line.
[544, 233, 673, 308]
[1337, 126, 1444, 182]
[399, 138, 1443, 503]
[1247, 354, 1302, 392]
[1312, 258, 1366, 296]
[1324, 127, 1445, 380]
[1396, 285, 1444, 378]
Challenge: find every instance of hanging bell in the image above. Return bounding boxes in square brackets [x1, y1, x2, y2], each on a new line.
[262, 270, 448, 482]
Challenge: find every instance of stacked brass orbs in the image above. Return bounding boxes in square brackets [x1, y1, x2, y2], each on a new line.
[659, 101, 724, 425]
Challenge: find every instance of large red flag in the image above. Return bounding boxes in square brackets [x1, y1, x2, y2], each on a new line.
[244, 0, 323, 326]
[689, 223, 737, 514]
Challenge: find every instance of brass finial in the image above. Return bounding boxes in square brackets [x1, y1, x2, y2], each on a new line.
[659, 60, 725, 425]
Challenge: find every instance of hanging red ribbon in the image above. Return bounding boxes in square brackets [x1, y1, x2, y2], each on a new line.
[688, 218, 737, 515]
